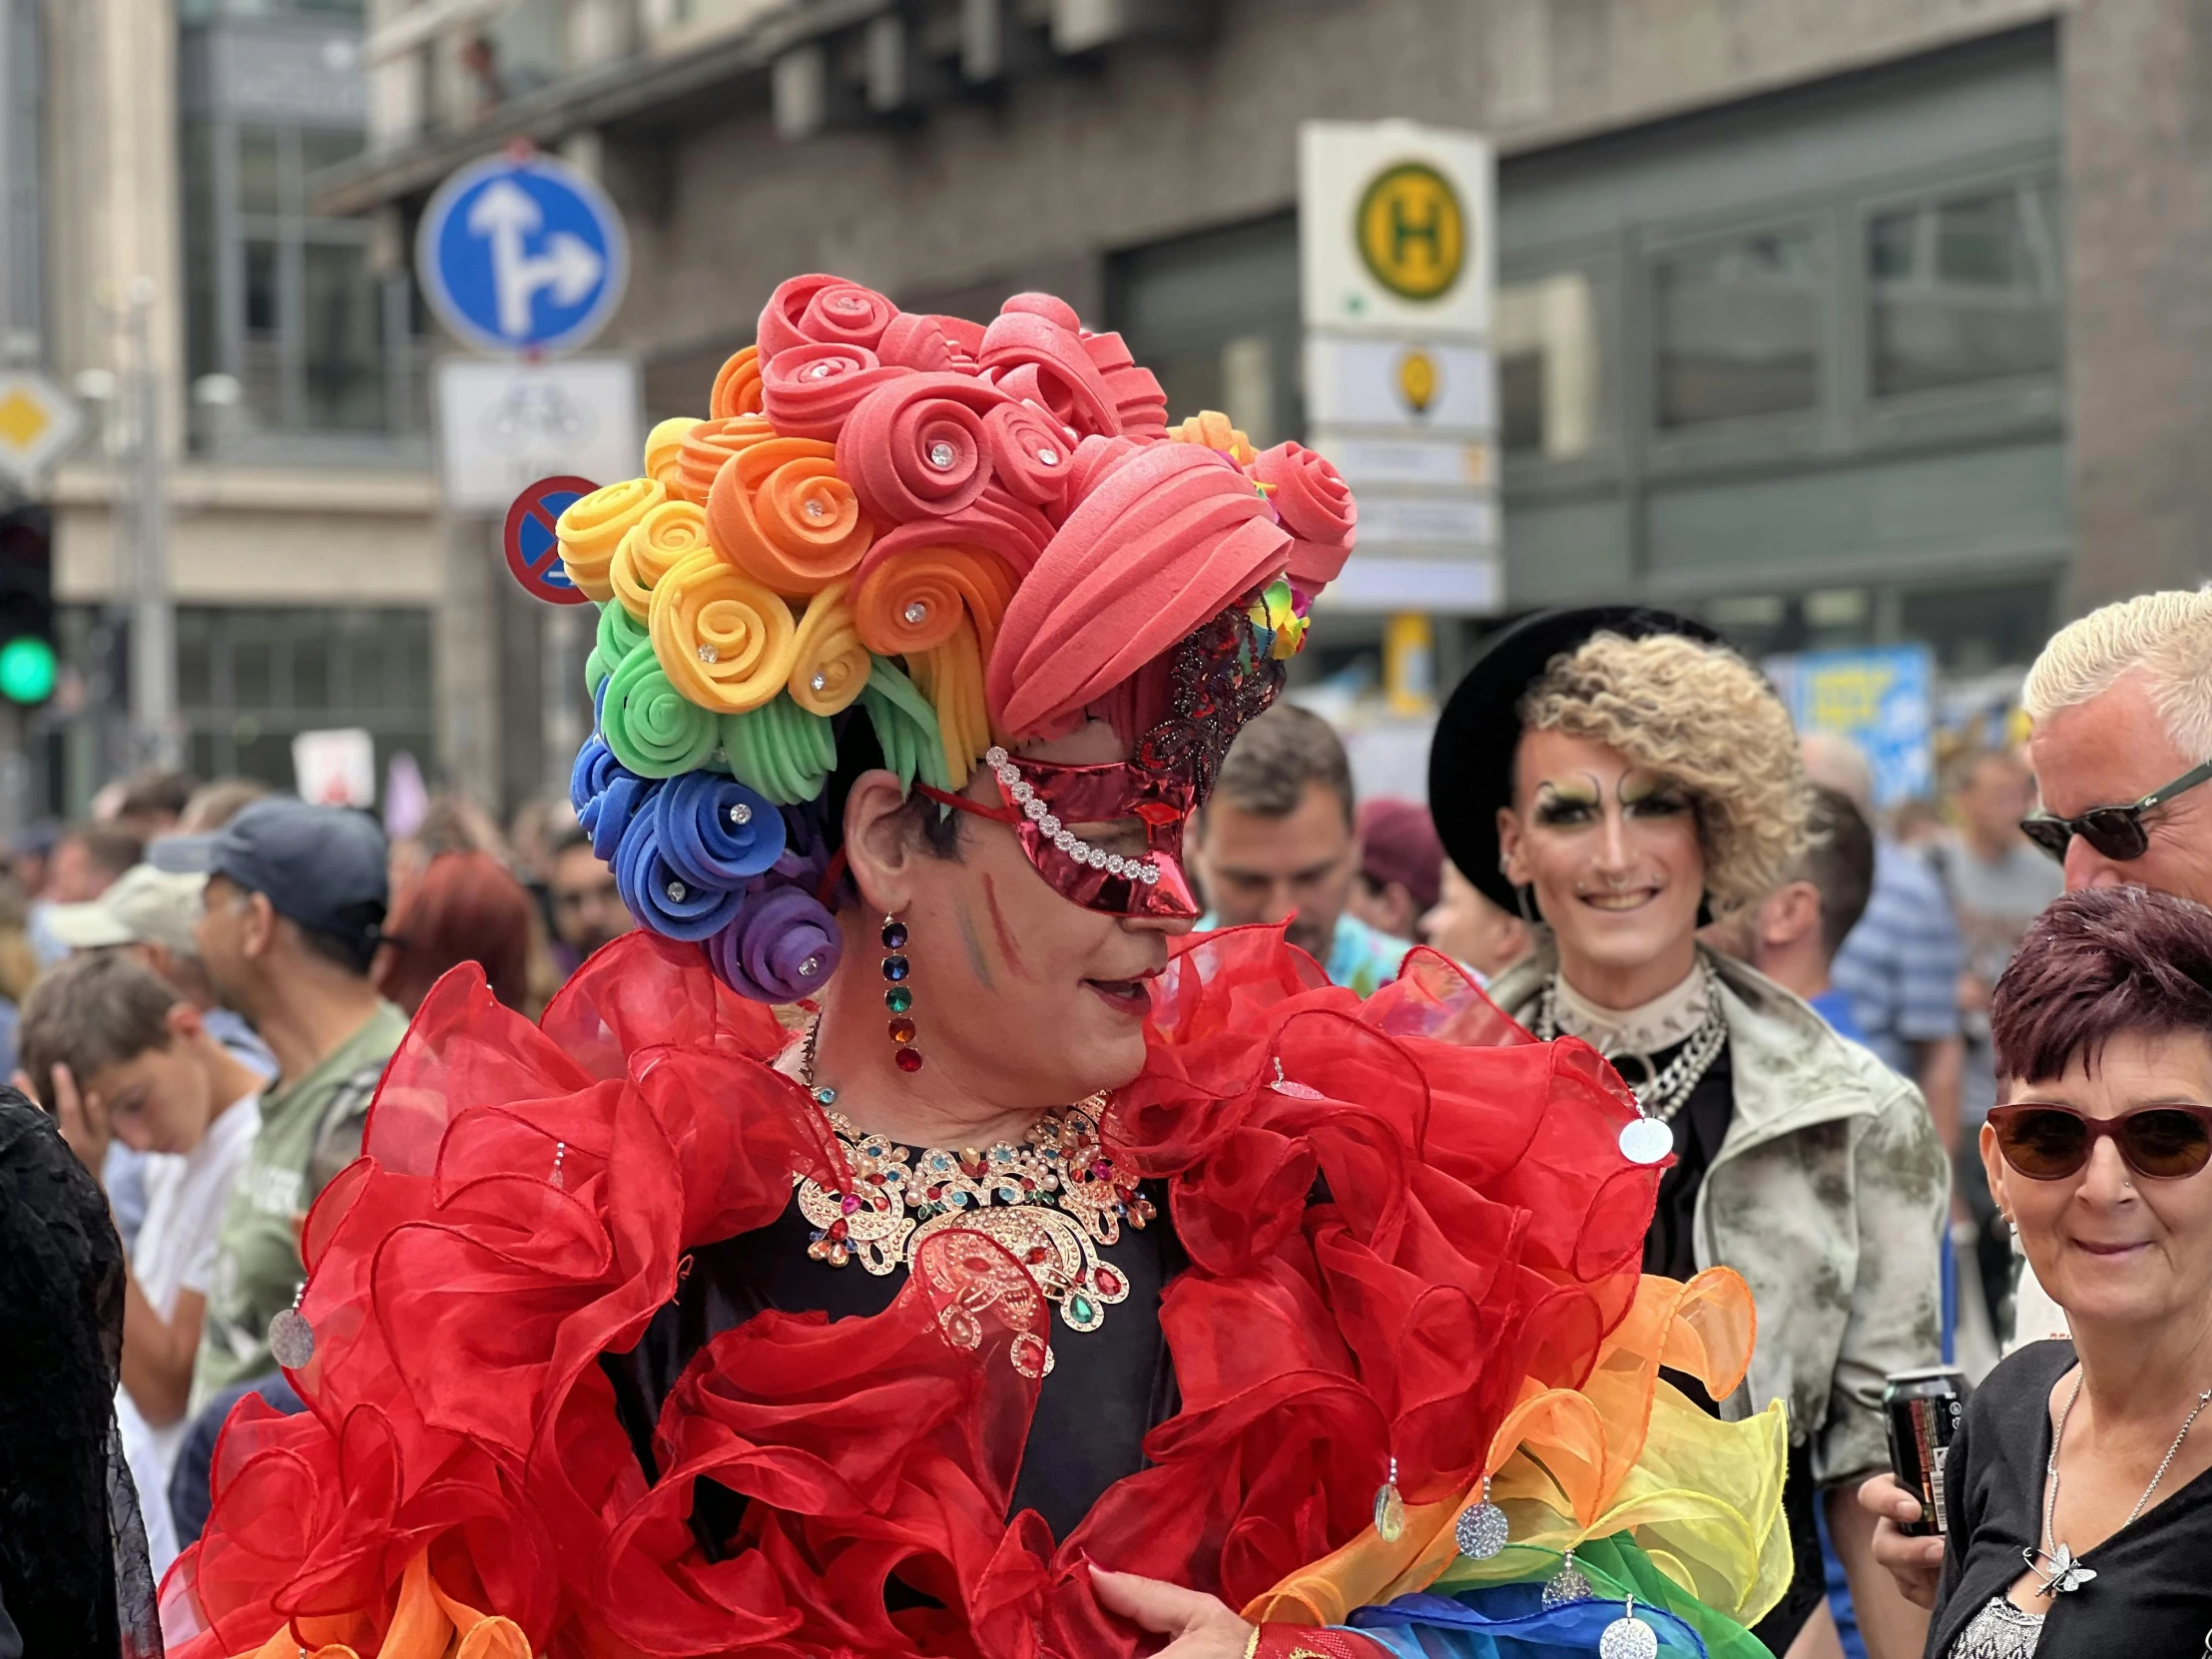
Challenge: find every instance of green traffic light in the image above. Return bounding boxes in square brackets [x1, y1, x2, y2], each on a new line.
[0, 636, 55, 704]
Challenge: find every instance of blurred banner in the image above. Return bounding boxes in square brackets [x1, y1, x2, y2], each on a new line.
[1300, 118, 1498, 620]
[293, 728, 377, 809]
[1767, 643, 1937, 808]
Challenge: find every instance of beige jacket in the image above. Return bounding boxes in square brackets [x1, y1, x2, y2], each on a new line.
[1488, 940, 1950, 1486]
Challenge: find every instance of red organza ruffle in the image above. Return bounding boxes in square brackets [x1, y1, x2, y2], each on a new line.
[162, 924, 1656, 1659]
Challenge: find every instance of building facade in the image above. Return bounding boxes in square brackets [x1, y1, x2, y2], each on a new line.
[29, 0, 440, 819]
[299, 1, 2212, 804]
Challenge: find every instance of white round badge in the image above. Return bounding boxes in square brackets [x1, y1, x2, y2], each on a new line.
[1618, 1117, 1674, 1165]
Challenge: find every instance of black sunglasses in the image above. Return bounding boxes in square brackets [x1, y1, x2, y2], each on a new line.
[2019, 758, 2212, 864]
[1987, 1100, 2212, 1181]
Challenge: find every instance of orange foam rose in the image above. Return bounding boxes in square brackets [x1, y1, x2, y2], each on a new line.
[851, 541, 1018, 662]
[673, 415, 777, 505]
[710, 346, 764, 419]
[706, 440, 872, 598]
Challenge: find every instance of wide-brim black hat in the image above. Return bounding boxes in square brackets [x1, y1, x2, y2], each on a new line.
[1428, 605, 1722, 912]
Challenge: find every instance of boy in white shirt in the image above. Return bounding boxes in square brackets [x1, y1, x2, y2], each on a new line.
[17, 950, 264, 1564]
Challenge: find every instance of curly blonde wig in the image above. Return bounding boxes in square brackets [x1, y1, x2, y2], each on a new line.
[1517, 631, 1810, 913]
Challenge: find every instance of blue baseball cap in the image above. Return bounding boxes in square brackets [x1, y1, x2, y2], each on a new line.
[151, 796, 389, 955]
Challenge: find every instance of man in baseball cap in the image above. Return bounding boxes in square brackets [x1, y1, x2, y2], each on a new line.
[151, 798, 409, 1414]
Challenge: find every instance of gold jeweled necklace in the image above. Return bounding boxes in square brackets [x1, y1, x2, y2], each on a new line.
[793, 1026, 1156, 1360]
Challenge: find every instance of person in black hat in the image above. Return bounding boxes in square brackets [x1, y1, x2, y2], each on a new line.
[150, 798, 410, 1415]
[1430, 608, 1950, 1659]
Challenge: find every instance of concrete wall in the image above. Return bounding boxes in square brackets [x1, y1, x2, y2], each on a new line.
[607, 0, 2062, 398]
[2063, 0, 2212, 607]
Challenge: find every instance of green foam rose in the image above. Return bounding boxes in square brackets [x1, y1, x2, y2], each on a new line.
[860, 659, 951, 795]
[603, 641, 719, 778]
[587, 600, 649, 698]
[720, 695, 836, 805]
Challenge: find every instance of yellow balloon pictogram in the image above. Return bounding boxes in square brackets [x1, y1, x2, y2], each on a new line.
[1396, 347, 1439, 415]
[1355, 162, 1466, 301]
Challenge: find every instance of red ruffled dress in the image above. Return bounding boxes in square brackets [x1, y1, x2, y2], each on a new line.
[162, 924, 1660, 1659]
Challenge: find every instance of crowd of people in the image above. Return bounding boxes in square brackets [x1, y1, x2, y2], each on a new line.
[0, 271, 2205, 1659]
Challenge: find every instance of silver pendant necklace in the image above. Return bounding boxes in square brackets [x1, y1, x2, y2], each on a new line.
[2027, 1367, 2212, 1595]
[1535, 964, 1726, 1166]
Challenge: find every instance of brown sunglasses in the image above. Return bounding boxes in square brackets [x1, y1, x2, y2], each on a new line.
[1987, 1101, 2212, 1181]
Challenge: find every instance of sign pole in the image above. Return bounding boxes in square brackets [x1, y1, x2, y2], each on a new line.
[121, 277, 179, 773]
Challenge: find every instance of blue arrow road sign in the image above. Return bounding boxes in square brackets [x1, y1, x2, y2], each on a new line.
[417, 152, 629, 355]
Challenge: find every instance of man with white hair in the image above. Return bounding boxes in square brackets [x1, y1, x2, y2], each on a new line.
[2017, 587, 2212, 905]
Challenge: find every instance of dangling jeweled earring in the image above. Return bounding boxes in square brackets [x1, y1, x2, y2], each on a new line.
[881, 915, 920, 1073]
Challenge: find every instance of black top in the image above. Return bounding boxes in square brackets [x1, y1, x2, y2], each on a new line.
[0, 1092, 159, 1659]
[1931, 1339, 2212, 1656]
[1640, 1039, 1733, 1283]
[604, 1175, 1184, 1552]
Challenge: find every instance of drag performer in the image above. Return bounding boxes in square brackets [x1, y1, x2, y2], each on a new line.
[1429, 609, 1950, 1653]
[165, 285, 1790, 1659]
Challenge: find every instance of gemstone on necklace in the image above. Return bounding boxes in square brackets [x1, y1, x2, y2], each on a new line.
[812, 1085, 836, 1106]
[884, 984, 912, 1013]
[881, 953, 910, 981]
[887, 1016, 916, 1044]
[881, 918, 909, 949]
[893, 1045, 923, 1073]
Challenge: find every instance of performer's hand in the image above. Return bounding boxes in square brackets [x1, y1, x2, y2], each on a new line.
[1857, 1471, 1943, 1609]
[1090, 1564, 1254, 1658]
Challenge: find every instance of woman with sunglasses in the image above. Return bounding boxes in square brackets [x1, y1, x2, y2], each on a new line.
[1863, 884, 2212, 1653]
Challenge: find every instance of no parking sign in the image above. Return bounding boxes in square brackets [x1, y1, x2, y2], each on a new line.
[502, 475, 598, 605]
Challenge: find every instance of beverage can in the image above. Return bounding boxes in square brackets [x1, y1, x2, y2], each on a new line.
[1885, 1366, 1970, 1537]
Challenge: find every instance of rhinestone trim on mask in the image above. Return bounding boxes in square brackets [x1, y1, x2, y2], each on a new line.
[985, 746, 1164, 885]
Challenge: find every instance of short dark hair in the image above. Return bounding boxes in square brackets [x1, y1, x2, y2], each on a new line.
[19, 952, 181, 1103]
[117, 770, 199, 822]
[1991, 887, 2212, 1084]
[1796, 785, 1875, 957]
[1208, 703, 1354, 826]
[64, 824, 146, 884]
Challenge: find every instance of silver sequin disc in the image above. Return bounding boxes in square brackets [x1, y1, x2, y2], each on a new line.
[269, 1306, 316, 1370]
[1453, 1499, 1508, 1560]
[1618, 1116, 1674, 1165]
[1599, 1615, 1659, 1659]
[1540, 1560, 1594, 1609]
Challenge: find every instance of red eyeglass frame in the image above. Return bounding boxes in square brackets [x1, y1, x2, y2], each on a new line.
[1985, 1100, 2212, 1181]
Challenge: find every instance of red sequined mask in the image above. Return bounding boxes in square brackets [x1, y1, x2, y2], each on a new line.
[917, 605, 1285, 917]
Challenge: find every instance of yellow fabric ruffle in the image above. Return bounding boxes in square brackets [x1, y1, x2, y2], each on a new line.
[1245, 1268, 1793, 1631]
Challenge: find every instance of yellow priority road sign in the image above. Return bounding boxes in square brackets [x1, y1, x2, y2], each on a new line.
[1355, 163, 1466, 301]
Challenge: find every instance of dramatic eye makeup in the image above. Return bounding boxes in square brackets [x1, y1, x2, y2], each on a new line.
[1532, 778, 1601, 827]
[1620, 771, 1691, 817]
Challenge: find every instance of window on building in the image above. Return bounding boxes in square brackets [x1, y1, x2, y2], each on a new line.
[175, 606, 434, 787]
[1108, 215, 1302, 448]
[1651, 227, 1823, 429]
[183, 115, 425, 452]
[1496, 270, 1601, 459]
[1868, 177, 2062, 398]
